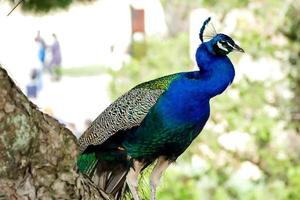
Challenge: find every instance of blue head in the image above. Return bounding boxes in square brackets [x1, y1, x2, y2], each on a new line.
[199, 17, 244, 56]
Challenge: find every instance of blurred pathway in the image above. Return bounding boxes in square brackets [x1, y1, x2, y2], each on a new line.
[33, 74, 111, 137]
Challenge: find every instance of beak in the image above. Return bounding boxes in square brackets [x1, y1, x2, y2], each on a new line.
[233, 43, 244, 53]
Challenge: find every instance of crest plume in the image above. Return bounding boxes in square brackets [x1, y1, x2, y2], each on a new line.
[199, 17, 212, 42]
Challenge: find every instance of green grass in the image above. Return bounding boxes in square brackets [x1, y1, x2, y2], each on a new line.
[61, 65, 108, 77]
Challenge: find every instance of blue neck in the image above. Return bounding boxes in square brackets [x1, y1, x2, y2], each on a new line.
[193, 43, 235, 98]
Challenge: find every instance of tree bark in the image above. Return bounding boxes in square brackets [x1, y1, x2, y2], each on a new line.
[0, 66, 111, 200]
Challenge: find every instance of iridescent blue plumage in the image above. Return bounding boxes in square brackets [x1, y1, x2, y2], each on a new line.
[77, 17, 244, 200]
[123, 33, 237, 161]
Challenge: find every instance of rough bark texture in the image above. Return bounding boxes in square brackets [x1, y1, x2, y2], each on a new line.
[0, 66, 111, 200]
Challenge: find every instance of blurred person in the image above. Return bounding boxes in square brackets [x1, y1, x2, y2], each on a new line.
[35, 31, 47, 70]
[48, 33, 62, 81]
[26, 68, 42, 98]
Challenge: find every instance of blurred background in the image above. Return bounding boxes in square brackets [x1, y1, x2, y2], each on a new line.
[1, 0, 300, 199]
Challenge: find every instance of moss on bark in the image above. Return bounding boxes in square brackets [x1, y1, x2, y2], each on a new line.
[0, 66, 111, 199]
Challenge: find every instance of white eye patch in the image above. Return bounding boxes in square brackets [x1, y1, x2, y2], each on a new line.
[217, 41, 229, 52]
[226, 42, 235, 49]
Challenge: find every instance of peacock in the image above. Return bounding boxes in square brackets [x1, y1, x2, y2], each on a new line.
[77, 17, 244, 200]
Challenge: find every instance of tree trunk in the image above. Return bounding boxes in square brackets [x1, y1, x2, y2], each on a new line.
[0, 66, 111, 200]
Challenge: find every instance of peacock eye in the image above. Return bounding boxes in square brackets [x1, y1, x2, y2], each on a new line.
[220, 40, 226, 45]
[216, 41, 229, 52]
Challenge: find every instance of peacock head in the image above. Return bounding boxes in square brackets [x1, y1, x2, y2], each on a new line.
[199, 17, 244, 56]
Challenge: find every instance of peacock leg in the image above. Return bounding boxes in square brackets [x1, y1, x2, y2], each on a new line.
[126, 159, 144, 200]
[150, 156, 171, 200]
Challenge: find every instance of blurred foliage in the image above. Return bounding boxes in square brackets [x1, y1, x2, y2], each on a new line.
[160, 0, 249, 19]
[60, 65, 106, 77]
[131, 40, 147, 60]
[201, 0, 249, 9]
[160, 0, 200, 36]
[7, 0, 95, 13]
[19, 0, 72, 13]
[281, 2, 300, 131]
[105, 0, 300, 199]
[107, 33, 192, 100]
[282, 2, 300, 42]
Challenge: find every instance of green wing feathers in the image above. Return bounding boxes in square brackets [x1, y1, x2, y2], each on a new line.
[77, 153, 98, 175]
[78, 73, 180, 153]
[134, 73, 179, 90]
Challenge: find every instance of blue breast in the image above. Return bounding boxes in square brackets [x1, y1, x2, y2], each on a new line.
[156, 74, 211, 126]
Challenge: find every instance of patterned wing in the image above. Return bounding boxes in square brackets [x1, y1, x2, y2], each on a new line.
[78, 73, 179, 153]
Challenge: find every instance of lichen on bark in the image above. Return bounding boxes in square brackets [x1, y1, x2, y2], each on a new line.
[0, 66, 110, 199]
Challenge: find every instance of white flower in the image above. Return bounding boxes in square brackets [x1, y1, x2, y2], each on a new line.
[218, 131, 252, 153]
[235, 161, 263, 181]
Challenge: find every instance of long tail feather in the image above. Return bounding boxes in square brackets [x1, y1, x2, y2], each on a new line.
[78, 151, 130, 200]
